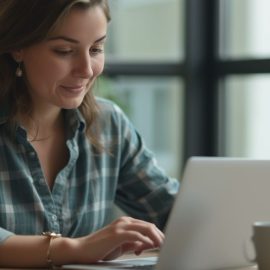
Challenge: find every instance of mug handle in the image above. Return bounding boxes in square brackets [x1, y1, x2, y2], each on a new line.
[243, 236, 256, 264]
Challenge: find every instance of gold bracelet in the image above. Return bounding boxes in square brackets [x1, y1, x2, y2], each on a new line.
[42, 232, 62, 269]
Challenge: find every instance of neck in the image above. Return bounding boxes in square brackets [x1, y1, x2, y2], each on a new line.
[19, 107, 64, 141]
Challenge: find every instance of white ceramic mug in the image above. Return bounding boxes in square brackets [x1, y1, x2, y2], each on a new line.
[252, 221, 270, 270]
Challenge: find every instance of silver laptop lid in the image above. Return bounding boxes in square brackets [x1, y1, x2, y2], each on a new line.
[157, 157, 270, 270]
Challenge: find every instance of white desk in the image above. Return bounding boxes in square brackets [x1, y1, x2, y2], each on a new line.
[0, 250, 258, 270]
[116, 250, 258, 270]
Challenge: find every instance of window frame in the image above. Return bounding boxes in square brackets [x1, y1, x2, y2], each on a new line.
[103, 0, 270, 166]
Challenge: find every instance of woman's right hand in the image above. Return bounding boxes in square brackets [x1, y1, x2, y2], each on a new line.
[69, 216, 164, 264]
[0, 217, 164, 267]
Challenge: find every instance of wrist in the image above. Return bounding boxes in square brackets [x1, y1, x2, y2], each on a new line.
[42, 232, 61, 268]
[49, 236, 79, 266]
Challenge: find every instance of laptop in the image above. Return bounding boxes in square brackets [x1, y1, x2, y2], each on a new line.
[63, 157, 270, 270]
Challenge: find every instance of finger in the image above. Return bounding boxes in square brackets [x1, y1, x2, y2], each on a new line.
[118, 241, 153, 257]
[116, 230, 155, 247]
[116, 217, 165, 244]
[96, 218, 163, 259]
[103, 246, 123, 261]
[103, 241, 151, 261]
[121, 223, 164, 247]
[132, 241, 162, 256]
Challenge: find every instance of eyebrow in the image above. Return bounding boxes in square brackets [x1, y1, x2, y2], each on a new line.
[47, 35, 107, 44]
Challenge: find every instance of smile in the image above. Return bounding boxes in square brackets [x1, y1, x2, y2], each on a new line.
[60, 85, 85, 95]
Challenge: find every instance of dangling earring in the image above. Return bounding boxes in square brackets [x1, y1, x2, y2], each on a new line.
[16, 62, 23, 77]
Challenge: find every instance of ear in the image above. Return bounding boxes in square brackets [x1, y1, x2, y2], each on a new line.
[10, 49, 23, 62]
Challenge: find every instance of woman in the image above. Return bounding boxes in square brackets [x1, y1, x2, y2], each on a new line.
[0, 0, 179, 267]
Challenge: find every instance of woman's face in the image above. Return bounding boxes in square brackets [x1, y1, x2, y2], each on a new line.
[15, 5, 107, 111]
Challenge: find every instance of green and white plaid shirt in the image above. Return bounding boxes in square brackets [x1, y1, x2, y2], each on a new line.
[0, 98, 179, 243]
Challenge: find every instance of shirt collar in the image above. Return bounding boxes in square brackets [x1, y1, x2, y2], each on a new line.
[0, 103, 85, 136]
[64, 109, 86, 137]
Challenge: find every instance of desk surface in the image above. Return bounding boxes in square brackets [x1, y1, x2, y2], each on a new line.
[0, 250, 258, 270]
[116, 250, 257, 270]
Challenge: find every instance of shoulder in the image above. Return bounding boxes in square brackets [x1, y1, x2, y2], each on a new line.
[94, 97, 135, 139]
[95, 97, 129, 125]
[96, 97, 123, 115]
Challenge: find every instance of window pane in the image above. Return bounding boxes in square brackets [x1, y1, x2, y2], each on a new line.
[106, 0, 184, 62]
[219, 0, 270, 59]
[95, 76, 184, 178]
[219, 75, 270, 158]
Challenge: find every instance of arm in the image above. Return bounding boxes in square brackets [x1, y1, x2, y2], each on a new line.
[95, 98, 179, 230]
[0, 234, 74, 268]
[113, 104, 179, 229]
[0, 217, 164, 267]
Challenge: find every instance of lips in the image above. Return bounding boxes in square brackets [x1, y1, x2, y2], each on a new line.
[60, 85, 86, 96]
[62, 85, 84, 91]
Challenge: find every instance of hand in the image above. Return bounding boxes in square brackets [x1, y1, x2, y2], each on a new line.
[72, 216, 164, 263]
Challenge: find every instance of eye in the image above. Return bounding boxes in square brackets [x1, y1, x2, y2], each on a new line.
[90, 47, 104, 55]
[53, 49, 73, 56]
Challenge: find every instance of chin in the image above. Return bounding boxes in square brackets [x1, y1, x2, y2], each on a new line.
[60, 100, 84, 110]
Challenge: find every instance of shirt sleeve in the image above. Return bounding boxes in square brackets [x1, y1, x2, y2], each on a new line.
[0, 227, 15, 245]
[111, 103, 180, 230]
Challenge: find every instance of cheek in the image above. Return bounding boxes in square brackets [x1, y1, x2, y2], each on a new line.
[24, 59, 65, 90]
[92, 56, 105, 77]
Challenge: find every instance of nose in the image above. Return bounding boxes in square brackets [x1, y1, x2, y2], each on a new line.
[73, 53, 94, 79]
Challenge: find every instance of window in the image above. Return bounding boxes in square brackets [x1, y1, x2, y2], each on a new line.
[106, 0, 184, 62]
[218, 0, 270, 158]
[102, 0, 270, 180]
[219, 0, 270, 59]
[101, 0, 184, 178]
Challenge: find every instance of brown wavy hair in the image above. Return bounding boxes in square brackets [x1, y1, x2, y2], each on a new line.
[0, 0, 110, 150]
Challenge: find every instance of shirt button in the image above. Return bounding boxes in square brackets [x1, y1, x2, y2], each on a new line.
[52, 214, 58, 221]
